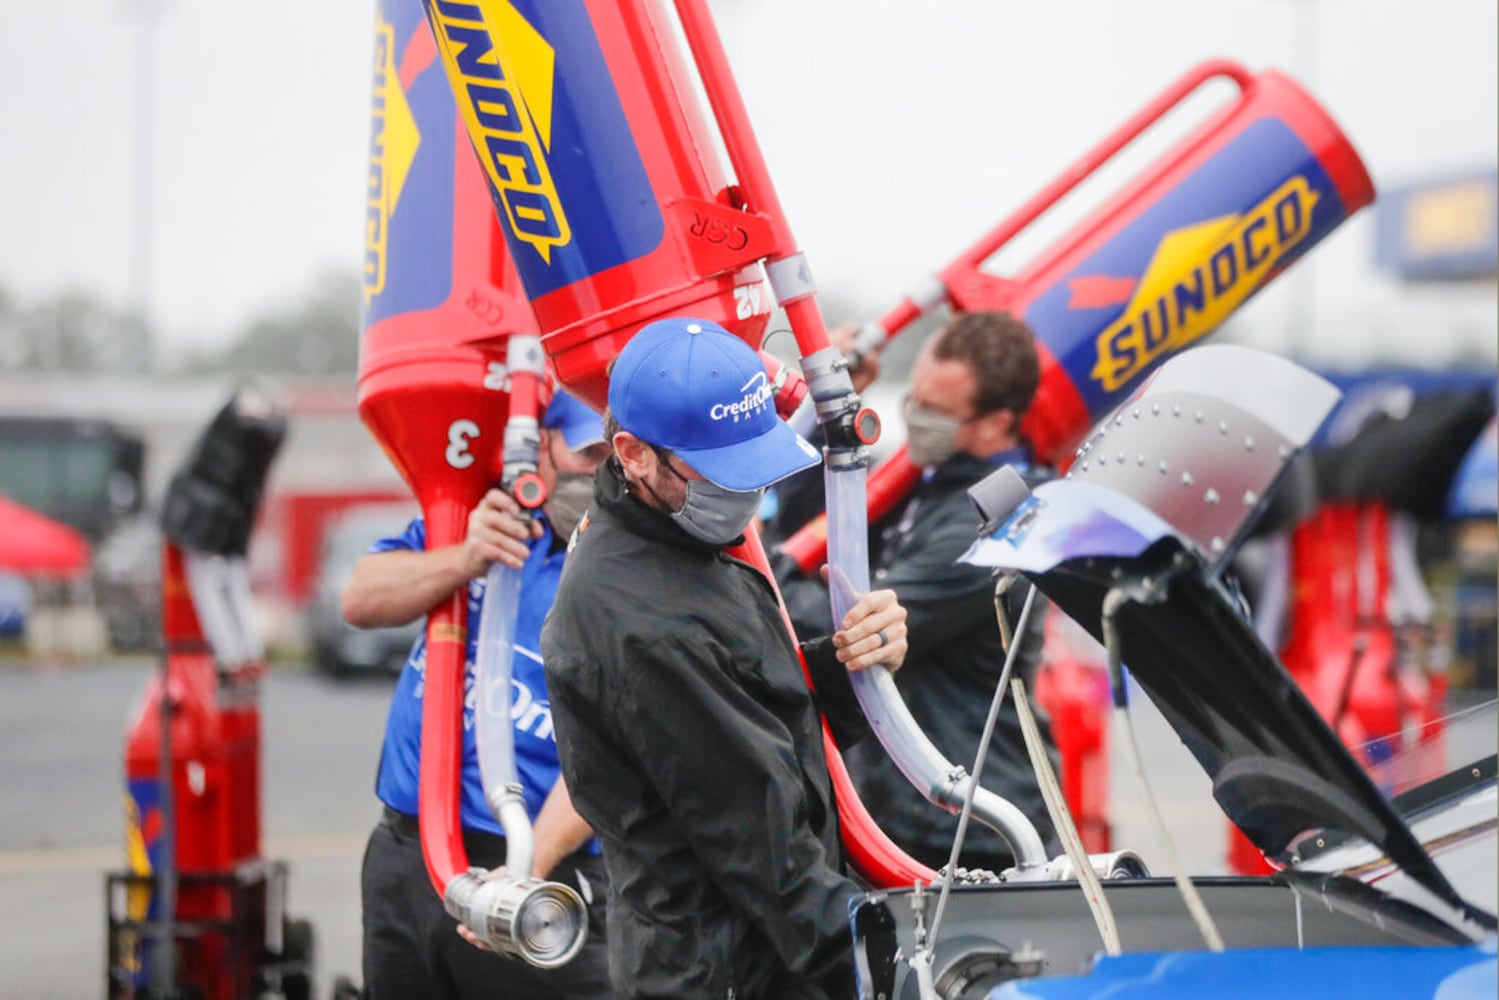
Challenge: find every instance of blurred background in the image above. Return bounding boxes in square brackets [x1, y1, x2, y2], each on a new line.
[0, 1, 1493, 997]
[0, 0, 1494, 659]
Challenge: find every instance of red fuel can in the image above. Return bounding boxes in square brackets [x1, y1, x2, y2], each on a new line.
[360, 6, 529, 515]
[360, 0, 542, 893]
[787, 60, 1375, 571]
[419, 0, 802, 410]
[905, 60, 1375, 464]
[123, 548, 240, 999]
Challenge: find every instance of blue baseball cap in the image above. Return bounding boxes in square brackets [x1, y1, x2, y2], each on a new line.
[542, 388, 605, 451]
[608, 318, 821, 491]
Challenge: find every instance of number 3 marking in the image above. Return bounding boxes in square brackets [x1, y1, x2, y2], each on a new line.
[446, 420, 480, 469]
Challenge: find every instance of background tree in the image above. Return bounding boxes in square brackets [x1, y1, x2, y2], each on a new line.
[179, 267, 360, 376]
[0, 286, 145, 373]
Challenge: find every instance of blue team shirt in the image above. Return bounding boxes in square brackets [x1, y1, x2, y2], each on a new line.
[372, 517, 597, 851]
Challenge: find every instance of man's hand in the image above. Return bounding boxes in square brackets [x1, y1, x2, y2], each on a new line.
[829, 321, 880, 394]
[456, 925, 492, 951]
[831, 584, 908, 673]
[454, 865, 507, 952]
[453, 775, 594, 953]
[463, 488, 543, 576]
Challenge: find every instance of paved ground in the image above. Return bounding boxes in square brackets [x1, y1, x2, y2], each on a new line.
[0, 658, 391, 1000]
[0, 655, 1491, 999]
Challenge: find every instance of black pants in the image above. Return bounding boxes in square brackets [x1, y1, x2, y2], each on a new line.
[362, 809, 612, 999]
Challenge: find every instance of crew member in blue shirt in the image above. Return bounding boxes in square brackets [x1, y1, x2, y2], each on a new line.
[344, 389, 612, 1000]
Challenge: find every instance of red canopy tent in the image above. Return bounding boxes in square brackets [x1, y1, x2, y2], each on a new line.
[0, 494, 90, 577]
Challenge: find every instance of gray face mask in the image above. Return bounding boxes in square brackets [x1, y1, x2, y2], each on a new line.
[646, 451, 764, 545]
[903, 395, 963, 467]
[670, 477, 766, 546]
[544, 469, 593, 541]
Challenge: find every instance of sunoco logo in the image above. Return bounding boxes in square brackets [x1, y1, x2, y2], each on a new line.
[710, 372, 772, 423]
[364, 14, 421, 307]
[430, 0, 572, 264]
[1090, 176, 1320, 392]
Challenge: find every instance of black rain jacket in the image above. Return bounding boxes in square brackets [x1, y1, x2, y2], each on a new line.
[542, 459, 868, 1000]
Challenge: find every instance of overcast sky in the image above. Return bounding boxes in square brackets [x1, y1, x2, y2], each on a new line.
[3, 0, 1495, 368]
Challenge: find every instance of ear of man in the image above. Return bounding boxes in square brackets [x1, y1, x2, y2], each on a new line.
[974, 407, 1017, 451]
[612, 430, 656, 482]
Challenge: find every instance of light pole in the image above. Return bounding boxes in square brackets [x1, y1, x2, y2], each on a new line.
[125, 0, 164, 375]
[125, 6, 171, 994]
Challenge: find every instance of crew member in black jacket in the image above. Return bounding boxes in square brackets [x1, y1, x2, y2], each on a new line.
[542, 317, 909, 999]
[776, 310, 1060, 874]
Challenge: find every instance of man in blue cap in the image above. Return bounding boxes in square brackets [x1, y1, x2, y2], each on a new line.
[344, 388, 614, 999]
[543, 318, 909, 999]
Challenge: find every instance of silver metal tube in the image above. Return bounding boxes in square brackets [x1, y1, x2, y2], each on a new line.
[493, 792, 534, 882]
[183, 552, 248, 666]
[223, 558, 263, 663]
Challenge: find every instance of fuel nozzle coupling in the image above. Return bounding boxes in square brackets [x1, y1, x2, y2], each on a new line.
[502, 414, 546, 511]
[800, 347, 880, 467]
[502, 333, 548, 512]
[444, 868, 589, 969]
[757, 350, 810, 420]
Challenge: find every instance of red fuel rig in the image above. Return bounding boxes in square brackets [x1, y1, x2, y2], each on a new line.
[106, 386, 335, 1000]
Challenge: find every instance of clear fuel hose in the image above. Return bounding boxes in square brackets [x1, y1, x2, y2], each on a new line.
[453, 559, 589, 968]
[823, 464, 1045, 868]
[474, 561, 534, 879]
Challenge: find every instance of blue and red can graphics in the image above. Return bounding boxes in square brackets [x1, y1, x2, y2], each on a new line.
[364, 3, 462, 328]
[423, 0, 664, 299]
[1024, 117, 1348, 418]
